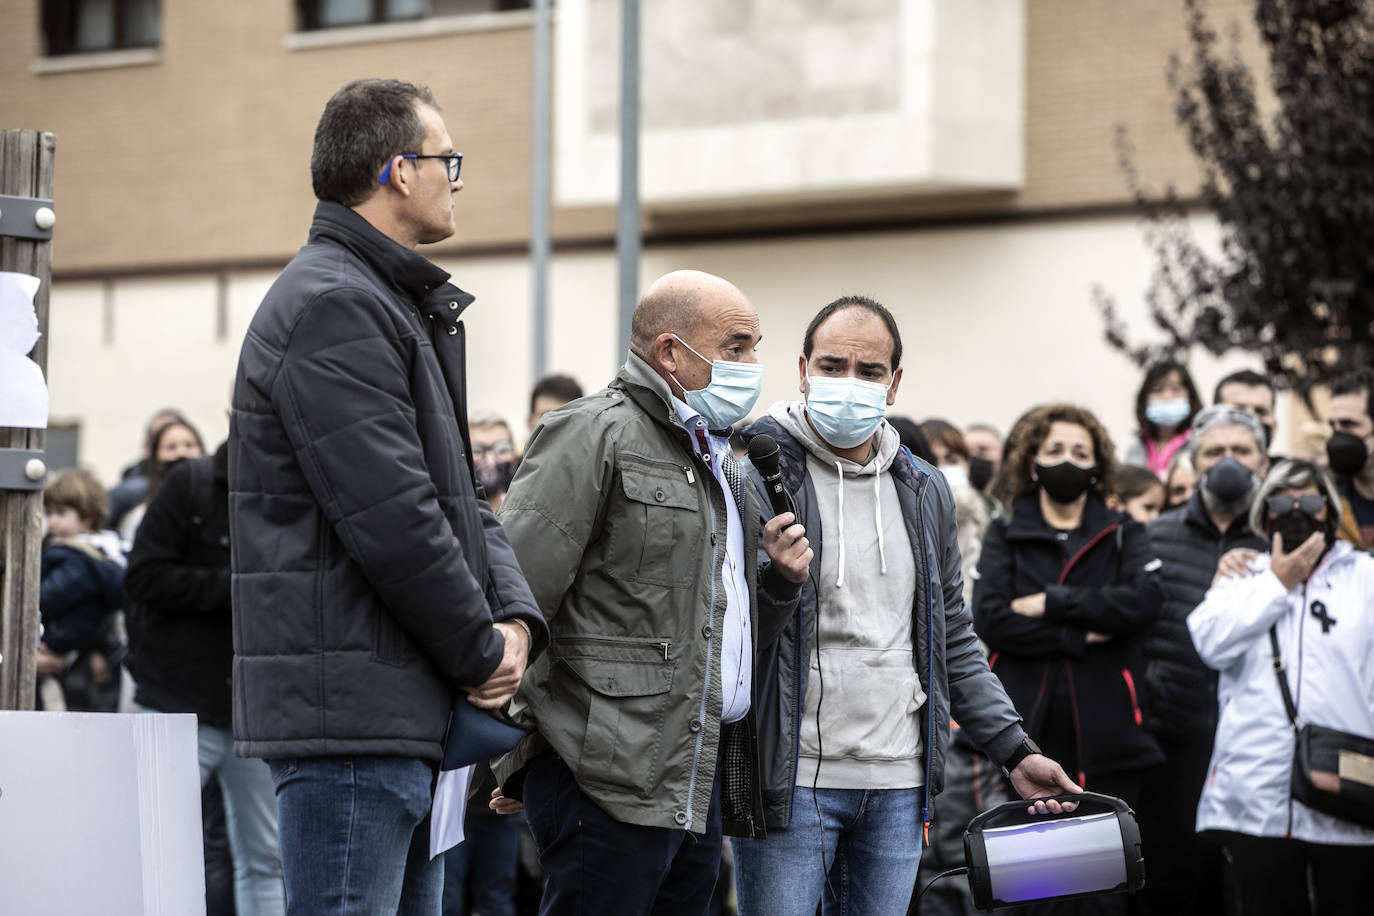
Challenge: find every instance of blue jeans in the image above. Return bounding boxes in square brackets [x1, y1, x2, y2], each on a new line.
[268, 757, 442, 916]
[199, 724, 286, 915]
[733, 785, 924, 916]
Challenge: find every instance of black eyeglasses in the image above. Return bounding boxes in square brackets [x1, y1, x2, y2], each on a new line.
[1266, 493, 1326, 517]
[378, 152, 463, 185]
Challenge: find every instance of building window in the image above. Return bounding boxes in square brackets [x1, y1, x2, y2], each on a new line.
[41, 0, 161, 55]
[297, 0, 530, 31]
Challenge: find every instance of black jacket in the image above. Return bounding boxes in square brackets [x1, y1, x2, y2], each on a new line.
[125, 444, 234, 727]
[740, 417, 1025, 831]
[39, 542, 123, 654]
[1143, 493, 1266, 745]
[972, 494, 1165, 782]
[230, 201, 547, 762]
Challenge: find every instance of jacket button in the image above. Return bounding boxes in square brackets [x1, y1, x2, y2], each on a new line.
[654, 489, 666, 502]
[674, 811, 687, 825]
[701, 624, 712, 638]
[448, 301, 458, 310]
[689, 719, 702, 733]
[446, 325, 458, 336]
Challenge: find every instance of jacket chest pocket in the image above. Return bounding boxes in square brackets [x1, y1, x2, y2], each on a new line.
[607, 457, 702, 589]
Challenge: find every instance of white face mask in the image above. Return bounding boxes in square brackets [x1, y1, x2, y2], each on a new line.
[804, 375, 891, 448]
[669, 335, 763, 429]
[940, 465, 969, 488]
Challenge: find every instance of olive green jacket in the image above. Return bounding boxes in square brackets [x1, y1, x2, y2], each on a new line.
[493, 353, 799, 836]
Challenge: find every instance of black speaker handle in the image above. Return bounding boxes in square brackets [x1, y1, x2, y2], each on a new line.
[965, 791, 1129, 833]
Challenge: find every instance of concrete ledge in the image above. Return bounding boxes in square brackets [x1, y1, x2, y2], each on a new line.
[30, 48, 161, 76]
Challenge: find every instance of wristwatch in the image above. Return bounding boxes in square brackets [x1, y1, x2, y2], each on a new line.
[1001, 737, 1042, 778]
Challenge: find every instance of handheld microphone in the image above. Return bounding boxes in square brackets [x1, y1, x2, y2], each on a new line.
[747, 434, 791, 519]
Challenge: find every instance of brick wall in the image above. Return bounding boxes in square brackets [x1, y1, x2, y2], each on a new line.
[0, 0, 1261, 273]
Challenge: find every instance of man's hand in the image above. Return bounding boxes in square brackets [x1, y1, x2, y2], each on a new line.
[463, 621, 531, 710]
[1009, 754, 1082, 815]
[1270, 531, 1325, 591]
[1212, 547, 1260, 586]
[762, 512, 811, 584]
[35, 643, 65, 678]
[1010, 593, 1047, 618]
[489, 785, 524, 815]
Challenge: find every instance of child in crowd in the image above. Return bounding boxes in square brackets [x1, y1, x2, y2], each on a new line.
[1113, 463, 1167, 524]
[39, 468, 126, 711]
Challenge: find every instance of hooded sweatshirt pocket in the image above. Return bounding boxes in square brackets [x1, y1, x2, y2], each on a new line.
[799, 647, 925, 763]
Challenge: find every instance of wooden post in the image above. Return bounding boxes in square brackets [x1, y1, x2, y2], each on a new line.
[0, 129, 55, 711]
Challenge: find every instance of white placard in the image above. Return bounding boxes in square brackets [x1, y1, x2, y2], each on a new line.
[0, 271, 48, 428]
[0, 712, 205, 915]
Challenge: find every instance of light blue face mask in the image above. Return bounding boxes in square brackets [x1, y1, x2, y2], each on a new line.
[670, 335, 763, 430]
[1145, 398, 1191, 427]
[805, 375, 891, 448]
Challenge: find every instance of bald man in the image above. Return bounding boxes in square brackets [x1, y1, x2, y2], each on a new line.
[492, 270, 812, 913]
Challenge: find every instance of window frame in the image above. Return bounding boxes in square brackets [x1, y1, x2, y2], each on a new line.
[41, 0, 162, 57]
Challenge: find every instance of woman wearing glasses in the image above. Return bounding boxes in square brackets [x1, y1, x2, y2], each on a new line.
[1189, 459, 1374, 916]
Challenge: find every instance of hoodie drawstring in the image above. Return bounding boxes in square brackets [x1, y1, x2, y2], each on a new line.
[874, 471, 887, 575]
[833, 461, 888, 587]
[835, 460, 846, 588]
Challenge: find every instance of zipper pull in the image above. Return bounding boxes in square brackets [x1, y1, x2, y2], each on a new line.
[685, 466, 694, 484]
[659, 641, 670, 661]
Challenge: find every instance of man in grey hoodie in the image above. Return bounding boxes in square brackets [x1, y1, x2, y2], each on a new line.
[735, 296, 1079, 915]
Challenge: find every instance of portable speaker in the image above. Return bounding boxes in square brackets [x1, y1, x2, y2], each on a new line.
[963, 792, 1144, 911]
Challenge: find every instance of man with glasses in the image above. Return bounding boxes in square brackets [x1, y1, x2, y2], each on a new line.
[230, 78, 546, 914]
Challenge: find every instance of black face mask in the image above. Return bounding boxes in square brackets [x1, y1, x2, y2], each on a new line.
[1200, 456, 1256, 507]
[1034, 460, 1096, 504]
[969, 456, 995, 492]
[1268, 510, 1328, 554]
[1326, 431, 1369, 477]
[476, 458, 516, 498]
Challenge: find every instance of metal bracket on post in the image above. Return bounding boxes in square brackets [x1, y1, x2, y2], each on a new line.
[0, 194, 55, 241]
[0, 448, 46, 491]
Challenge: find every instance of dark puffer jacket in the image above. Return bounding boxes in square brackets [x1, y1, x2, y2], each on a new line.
[230, 201, 547, 762]
[39, 541, 123, 654]
[125, 444, 235, 728]
[972, 495, 1165, 784]
[1143, 493, 1266, 745]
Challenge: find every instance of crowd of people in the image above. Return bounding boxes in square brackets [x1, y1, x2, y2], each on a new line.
[31, 77, 1374, 916]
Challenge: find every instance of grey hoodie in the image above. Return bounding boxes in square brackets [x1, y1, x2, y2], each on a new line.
[772, 401, 926, 789]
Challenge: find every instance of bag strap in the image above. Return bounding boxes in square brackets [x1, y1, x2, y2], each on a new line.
[1268, 625, 1300, 730]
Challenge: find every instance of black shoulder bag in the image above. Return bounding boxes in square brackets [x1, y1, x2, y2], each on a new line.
[1269, 625, 1374, 828]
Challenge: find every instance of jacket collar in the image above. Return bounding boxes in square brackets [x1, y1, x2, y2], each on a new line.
[1183, 489, 1256, 539]
[1006, 492, 1119, 540]
[613, 351, 689, 436]
[308, 200, 452, 304]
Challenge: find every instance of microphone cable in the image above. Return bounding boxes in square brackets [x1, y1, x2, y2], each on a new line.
[916, 866, 969, 906]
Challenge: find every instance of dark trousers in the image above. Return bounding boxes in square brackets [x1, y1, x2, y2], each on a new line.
[523, 754, 723, 916]
[1137, 738, 1224, 916]
[1217, 832, 1374, 916]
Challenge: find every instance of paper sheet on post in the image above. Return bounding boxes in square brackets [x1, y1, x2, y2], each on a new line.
[429, 763, 474, 858]
[0, 271, 48, 428]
